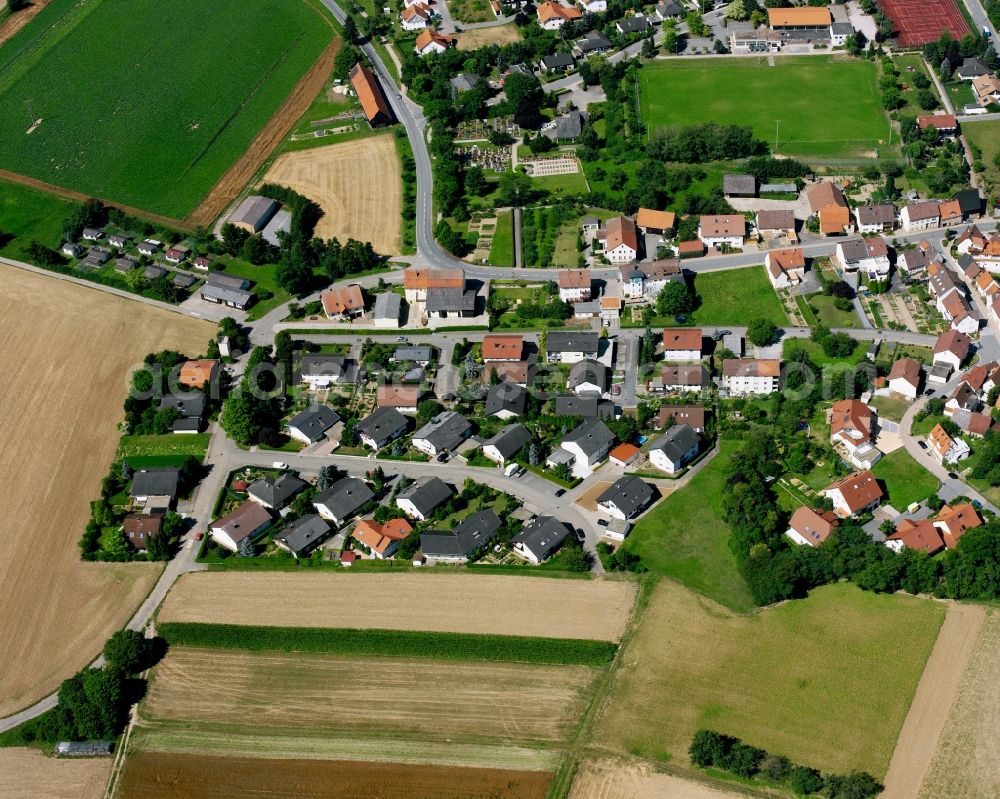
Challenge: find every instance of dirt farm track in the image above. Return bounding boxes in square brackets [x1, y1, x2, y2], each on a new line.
[158, 572, 637, 641]
[0, 267, 212, 717]
[262, 134, 403, 255]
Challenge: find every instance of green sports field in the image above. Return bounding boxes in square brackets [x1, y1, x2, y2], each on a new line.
[0, 0, 331, 219]
[640, 56, 891, 160]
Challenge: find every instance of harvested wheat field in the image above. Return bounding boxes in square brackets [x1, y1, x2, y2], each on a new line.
[0, 747, 111, 799]
[143, 647, 595, 742]
[262, 134, 401, 253]
[159, 572, 637, 641]
[456, 24, 522, 50]
[0, 266, 213, 716]
[569, 759, 748, 799]
[881, 603, 985, 799]
[917, 609, 1000, 799]
[595, 580, 944, 777]
[117, 751, 552, 799]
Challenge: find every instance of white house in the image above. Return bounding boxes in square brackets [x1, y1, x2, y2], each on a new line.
[599, 217, 639, 264]
[595, 476, 656, 520]
[785, 506, 837, 547]
[537, 0, 583, 29]
[558, 269, 592, 302]
[313, 477, 375, 526]
[721, 359, 780, 395]
[210, 501, 272, 553]
[823, 470, 884, 518]
[900, 200, 941, 232]
[395, 476, 452, 521]
[887, 357, 921, 400]
[836, 237, 890, 278]
[578, 0, 607, 10]
[411, 411, 472, 457]
[928, 423, 971, 465]
[933, 329, 971, 372]
[481, 423, 531, 466]
[698, 215, 745, 250]
[414, 28, 452, 55]
[764, 248, 806, 289]
[551, 418, 615, 478]
[546, 331, 600, 363]
[661, 328, 702, 361]
[648, 424, 699, 474]
[511, 516, 570, 564]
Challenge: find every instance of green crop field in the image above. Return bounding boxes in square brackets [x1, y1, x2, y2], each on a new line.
[598, 581, 945, 777]
[0, 0, 331, 219]
[0, 178, 74, 260]
[640, 56, 891, 160]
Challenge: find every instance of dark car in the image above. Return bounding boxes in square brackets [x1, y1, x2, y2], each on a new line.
[554, 488, 566, 497]
[918, 441, 928, 450]
[597, 519, 608, 527]
[575, 528, 586, 543]
[924, 389, 935, 397]
[948, 472, 959, 480]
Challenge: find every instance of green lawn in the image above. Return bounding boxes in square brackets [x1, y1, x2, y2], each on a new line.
[807, 293, 861, 327]
[782, 337, 864, 368]
[220, 258, 292, 321]
[963, 120, 1000, 197]
[690, 268, 787, 327]
[0, 179, 74, 259]
[868, 396, 912, 423]
[488, 209, 514, 267]
[872, 449, 939, 509]
[0, 0, 331, 218]
[623, 441, 755, 612]
[640, 56, 891, 160]
[599, 581, 946, 778]
[118, 434, 210, 460]
[531, 170, 589, 196]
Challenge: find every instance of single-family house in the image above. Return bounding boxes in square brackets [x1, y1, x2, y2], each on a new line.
[274, 515, 332, 558]
[945, 382, 983, 417]
[298, 355, 360, 389]
[486, 381, 529, 418]
[81, 227, 104, 241]
[353, 518, 413, 559]
[917, 114, 959, 138]
[568, 359, 608, 396]
[158, 393, 206, 434]
[123, 513, 162, 552]
[414, 28, 453, 55]
[200, 283, 253, 310]
[939, 199, 964, 226]
[286, 404, 340, 444]
[210, 501, 272, 552]
[321, 284, 365, 320]
[653, 364, 709, 393]
[540, 52, 575, 73]
[764, 248, 806, 288]
[829, 398, 881, 470]
[973, 73, 1000, 106]
[482, 423, 531, 465]
[698, 214, 745, 249]
[635, 208, 676, 235]
[177, 359, 219, 390]
[721, 359, 781, 395]
[616, 15, 650, 34]
[551, 417, 615, 476]
[396, 475, 453, 520]
[599, 216, 640, 263]
[511, 516, 570, 564]
[130, 468, 180, 506]
[756, 210, 796, 241]
[356, 405, 409, 449]
[658, 405, 706, 432]
[377, 385, 421, 414]
[247, 473, 306, 510]
[546, 331, 599, 363]
[897, 241, 936, 279]
[854, 203, 896, 234]
[573, 29, 613, 56]
[900, 200, 941, 232]
[313, 477, 374, 526]
[661, 328, 702, 361]
[554, 395, 615, 418]
[401, 1, 434, 29]
[558, 269, 592, 302]
[420, 509, 502, 562]
[482, 334, 525, 362]
[785, 506, 838, 547]
[596, 476, 656, 520]
[648, 423, 699, 474]
[61, 242, 83, 259]
[823, 470, 883, 518]
[537, 0, 582, 27]
[888, 357, 921, 400]
[957, 57, 989, 80]
[952, 409, 993, 438]
[928, 423, 971, 465]
[411, 411, 472, 457]
[836, 237, 890, 278]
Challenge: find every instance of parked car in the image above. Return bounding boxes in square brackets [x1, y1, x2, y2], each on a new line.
[396, 336, 407, 342]
[973, 499, 984, 509]
[554, 488, 565, 497]
[597, 519, 608, 527]
[948, 472, 959, 480]
[924, 389, 935, 397]
[272, 461, 288, 469]
[918, 441, 928, 450]
[576, 528, 586, 543]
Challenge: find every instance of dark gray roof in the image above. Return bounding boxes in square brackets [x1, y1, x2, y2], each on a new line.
[172, 272, 196, 288]
[144, 265, 167, 280]
[649, 423, 699, 463]
[200, 283, 253, 306]
[656, 0, 684, 16]
[298, 356, 360, 384]
[314, 477, 374, 521]
[356, 406, 408, 443]
[413, 411, 472, 452]
[275, 514, 330, 557]
[958, 57, 989, 78]
[114, 257, 138, 273]
[397, 476, 453, 517]
[596, 476, 656, 518]
[421, 509, 502, 558]
[393, 345, 434, 362]
[563, 418, 615, 458]
[450, 72, 480, 92]
[130, 468, 179, 498]
[568, 359, 607, 393]
[483, 423, 531, 460]
[374, 292, 402, 320]
[954, 189, 983, 215]
[171, 417, 202, 433]
[486, 381, 528, 416]
[547, 331, 599, 353]
[617, 16, 650, 32]
[159, 393, 206, 419]
[287, 404, 340, 443]
[830, 22, 854, 34]
[554, 394, 614, 418]
[206, 272, 251, 290]
[512, 515, 570, 561]
[426, 287, 477, 313]
[541, 52, 574, 69]
[723, 173, 757, 195]
[555, 110, 585, 140]
[576, 30, 612, 53]
[248, 473, 307, 508]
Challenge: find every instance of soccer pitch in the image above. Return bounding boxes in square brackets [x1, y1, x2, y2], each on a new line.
[0, 0, 332, 219]
[640, 56, 892, 160]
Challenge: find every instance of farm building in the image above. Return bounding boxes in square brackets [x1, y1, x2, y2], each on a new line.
[229, 195, 280, 233]
[350, 62, 394, 127]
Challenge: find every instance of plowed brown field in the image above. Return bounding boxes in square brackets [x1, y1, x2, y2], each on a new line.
[158, 572, 637, 641]
[117, 752, 552, 799]
[0, 747, 110, 799]
[0, 265, 213, 716]
[143, 647, 595, 742]
[261, 134, 402, 254]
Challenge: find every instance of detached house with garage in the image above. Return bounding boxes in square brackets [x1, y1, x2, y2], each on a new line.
[313, 477, 374, 526]
[550, 418, 615, 477]
[210, 501, 272, 552]
[764, 248, 806, 289]
[396, 476, 453, 521]
[421, 509, 502, 562]
[928, 423, 971, 465]
[698, 214, 745, 250]
[356, 405, 409, 449]
[546, 331, 599, 363]
[596, 476, 656, 520]
[353, 518, 413, 559]
[536, 0, 583, 29]
[836, 237, 890, 279]
[933, 329, 971, 372]
[661, 328, 702, 361]
[275, 515, 332, 558]
[648, 423, 699, 474]
[286, 404, 340, 445]
[482, 423, 531, 465]
[829, 399, 881, 470]
[481, 334, 524, 362]
[888, 358, 921, 400]
[411, 411, 472, 457]
[414, 28, 453, 55]
[511, 516, 570, 564]
[785, 506, 838, 547]
[247, 473, 306, 511]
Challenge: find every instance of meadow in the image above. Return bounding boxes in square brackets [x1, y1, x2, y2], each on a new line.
[595, 581, 945, 778]
[0, 0, 331, 219]
[872, 448, 939, 508]
[0, 178, 74, 260]
[640, 56, 890, 160]
[690, 267, 787, 327]
[621, 442, 755, 612]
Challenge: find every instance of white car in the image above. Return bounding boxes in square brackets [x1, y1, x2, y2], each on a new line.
[272, 461, 288, 470]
